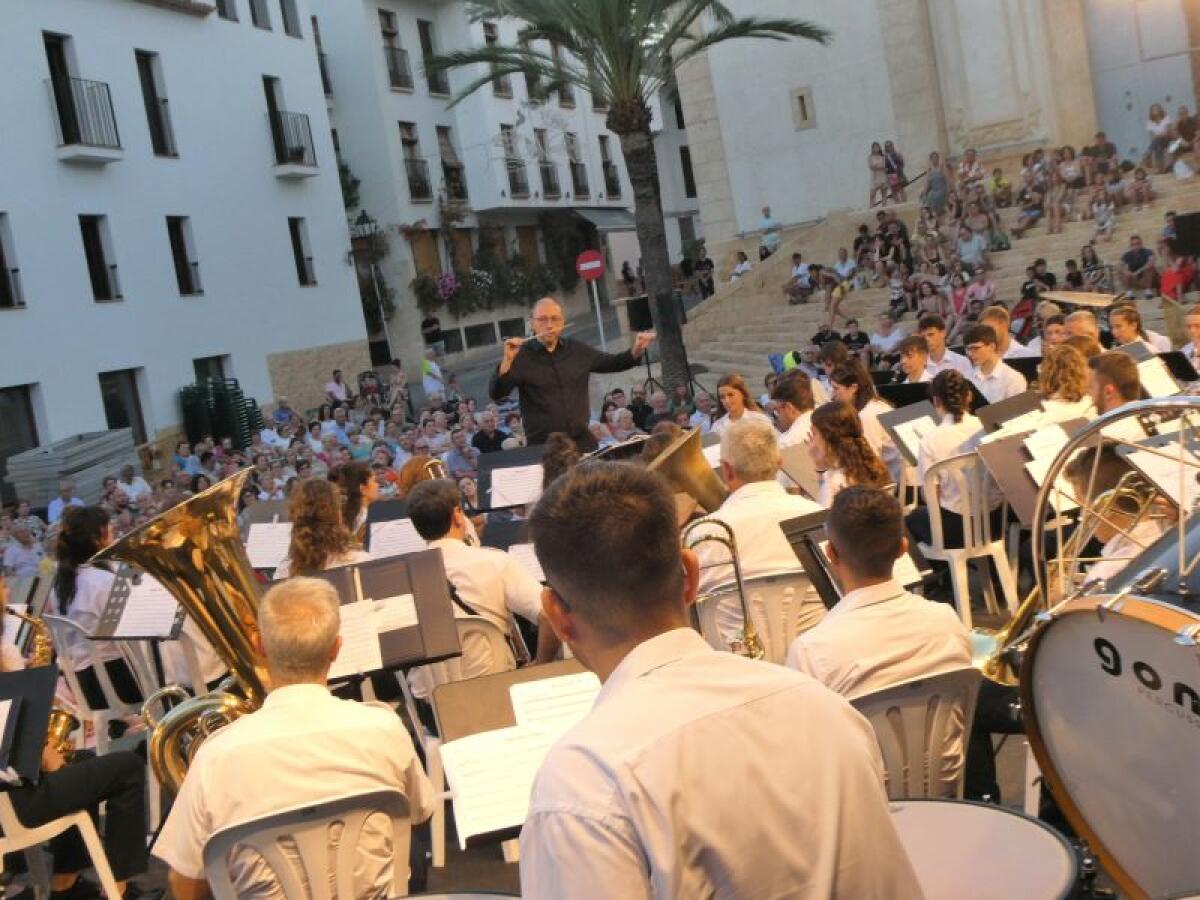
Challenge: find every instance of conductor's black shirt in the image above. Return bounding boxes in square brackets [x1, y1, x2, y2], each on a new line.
[489, 337, 639, 450]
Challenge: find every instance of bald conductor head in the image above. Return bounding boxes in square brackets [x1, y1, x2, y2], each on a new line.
[530, 297, 566, 351]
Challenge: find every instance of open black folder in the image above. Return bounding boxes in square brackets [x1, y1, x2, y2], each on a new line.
[0, 665, 57, 787]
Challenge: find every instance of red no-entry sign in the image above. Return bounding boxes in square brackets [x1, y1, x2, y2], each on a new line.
[575, 249, 605, 282]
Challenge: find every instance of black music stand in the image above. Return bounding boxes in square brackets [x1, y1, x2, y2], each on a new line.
[1006, 355, 1042, 384]
[977, 391, 1043, 432]
[477, 445, 545, 512]
[478, 518, 529, 551]
[975, 418, 1091, 528]
[878, 401, 939, 467]
[0, 665, 58, 788]
[878, 382, 931, 409]
[1161, 350, 1200, 383]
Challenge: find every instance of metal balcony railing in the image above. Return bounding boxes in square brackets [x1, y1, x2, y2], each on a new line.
[603, 161, 621, 198]
[46, 76, 121, 149]
[507, 160, 530, 198]
[405, 158, 433, 201]
[570, 161, 589, 198]
[269, 110, 316, 167]
[443, 164, 469, 201]
[384, 46, 413, 90]
[425, 62, 450, 96]
[540, 162, 561, 199]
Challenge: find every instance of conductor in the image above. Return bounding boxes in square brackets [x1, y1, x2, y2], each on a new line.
[489, 296, 655, 451]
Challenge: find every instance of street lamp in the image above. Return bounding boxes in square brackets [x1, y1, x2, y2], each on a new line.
[349, 211, 394, 358]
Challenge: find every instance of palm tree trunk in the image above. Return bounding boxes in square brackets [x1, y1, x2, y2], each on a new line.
[616, 127, 689, 391]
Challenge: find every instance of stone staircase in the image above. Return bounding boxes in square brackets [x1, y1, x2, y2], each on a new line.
[685, 174, 1200, 389]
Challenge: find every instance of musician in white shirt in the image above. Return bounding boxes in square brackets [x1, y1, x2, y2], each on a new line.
[830, 361, 902, 483]
[1088, 350, 1143, 414]
[919, 313, 972, 377]
[1181, 304, 1200, 371]
[522, 462, 923, 899]
[691, 418, 824, 643]
[896, 335, 932, 383]
[1027, 314, 1066, 354]
[809, 401, 891, 507]
[1110, 304, 1172, 353]
[404, 478, 558, 700]
[770, 371, 815, 448]
[905, 370, 998, 553]
[965, 323, 1028, 402]
[1065, 309, 1101, 343]
[157, 577, 435, 900]
[710, 373, 771, 436]
[787, 486, 972, 792]
[1036, 344, 1097, 423]
[980, 305, 1036, 359]
[273, 479, 370, 579]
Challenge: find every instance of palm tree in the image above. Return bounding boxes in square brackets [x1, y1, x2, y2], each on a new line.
[429, 0, 828, 389]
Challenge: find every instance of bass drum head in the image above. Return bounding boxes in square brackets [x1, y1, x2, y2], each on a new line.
[1023, 596, 1200, 898]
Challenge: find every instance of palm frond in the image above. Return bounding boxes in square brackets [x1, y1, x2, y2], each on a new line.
[669, 18, 830, 70]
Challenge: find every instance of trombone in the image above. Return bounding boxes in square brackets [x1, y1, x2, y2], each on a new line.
[682, 518, 764, 660]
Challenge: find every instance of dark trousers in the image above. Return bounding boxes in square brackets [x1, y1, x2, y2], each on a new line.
[965, 681, 1023, 802]
[8, 750, 147, 881]
[906, 505, 1005, 553]
[75, 660, 142, 711]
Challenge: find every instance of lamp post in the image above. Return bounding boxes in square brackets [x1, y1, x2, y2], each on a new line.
[349, 210, 393, 357]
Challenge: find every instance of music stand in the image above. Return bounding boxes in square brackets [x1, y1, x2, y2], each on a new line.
[878, 401, 939, 467]
[878, 382, 931, 409]
[478, 518, 528, 551]
[1006, 355, 1042, 384]
[478, 445, 545, 512]
[778, 510, 841, 610]
[0, 665, 58, 787]
[975, 418, 1092, 527]
[1160, 350, 1200, 383]
[977, 391, 1043, 432]
[309, 550, 462, 677]
[242, 501, 288, 526]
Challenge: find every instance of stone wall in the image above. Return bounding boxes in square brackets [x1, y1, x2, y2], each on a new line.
[675, 52, 738, 247]
[267, 339, 373, 416]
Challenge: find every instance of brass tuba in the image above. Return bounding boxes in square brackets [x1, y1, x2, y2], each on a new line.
[91, 467, 267, 792]
[8, 609, 81, 760]
[647, 428, 729, 514]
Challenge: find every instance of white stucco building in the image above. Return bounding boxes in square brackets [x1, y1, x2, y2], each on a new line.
[0, 0, 368, 495]
[310, 0, 639, 372]
[675, 0, 1200, 243]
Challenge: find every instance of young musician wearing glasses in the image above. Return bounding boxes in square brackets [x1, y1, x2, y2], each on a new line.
[521, 463, 923, 898]
[963, 324, 1028, 403]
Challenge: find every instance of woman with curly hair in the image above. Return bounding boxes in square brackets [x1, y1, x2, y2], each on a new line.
[275, 478, 368, 578]
[828, 361, 902, 483]
[1037, 344, 1096, 423]
[808, 401, 889, 506]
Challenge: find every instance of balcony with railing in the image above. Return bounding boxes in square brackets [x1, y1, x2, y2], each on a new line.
[0, 268, 24, 309]
[317, 51, 332, 96]
[603, 161, 621, 198]
[405, 157, 433, 201]
[507, 159, 530, 199]
[269, 109, 317, 178]
[46, 76, 123, 163]
[384, 46, 413, 90]
[570, 161, 589, 198]
[443, 164, 468, 202]
[540, 162, 561, 199]
[425, 62, 450, 96]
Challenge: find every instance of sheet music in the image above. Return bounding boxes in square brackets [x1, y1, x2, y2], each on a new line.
[892, 417, 937, 462]
[246, 523, 293, 569]
[507, 543, 545, 582]
[1024, 457, 1080, 513]
[780, 444, 821, 501]
[0, 700, 14, 763]
[509, 671, 601, 736]
[440, 725, 560, 848]
[366, 593, 419, 632]
[368, 519, 426, 560]
[1125, 446, 1200, 510]
[1138, 358, 1180, 399]
[327, 600, 384, 680]
[112, 577, 180, 638]
[702, 443, 723, 469]
[980, 409, 1043, 442]
[1023, 425, 1070, 461]
[489, 465, 544, 507]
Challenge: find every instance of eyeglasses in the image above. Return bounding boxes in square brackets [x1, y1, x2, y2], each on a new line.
[965, 343, 987, 354]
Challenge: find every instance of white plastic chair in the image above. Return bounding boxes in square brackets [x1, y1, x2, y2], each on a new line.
[918, 453, 1020, 629]
[397, 617, 515, 869]
[201, 789, 412, 900]
[693, 571, 825, 662]
[850, 667, 982, 800]
[0, 792, 122, 900]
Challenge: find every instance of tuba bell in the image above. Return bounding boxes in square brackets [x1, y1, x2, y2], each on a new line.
[647, 428, 729, 514]
[91, 467, 267, 792]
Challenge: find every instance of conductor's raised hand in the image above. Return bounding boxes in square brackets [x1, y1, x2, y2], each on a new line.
[499, 337, 525, 375]
[632, 331, 656, 359]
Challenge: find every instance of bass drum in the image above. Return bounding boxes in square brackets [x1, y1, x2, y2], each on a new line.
[1022, 592, 1200, 899]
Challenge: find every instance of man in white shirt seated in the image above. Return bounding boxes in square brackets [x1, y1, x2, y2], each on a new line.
[869, 312, 903, 362]
[405, 478, 558, 703]
[116, 464, 153, 504]
[324, 368, 353, 405]
[965, 324, 1028, 402]
[919, 314, 972, 377]
[896, 335, 931, 383]
[758, 204, 781, 258]
[1109, 303, 1172, 353]
[521, 462, 923, 899]
[1088, 350, 1143, 414]
[782, 251, 814, 304]
[2, 524, 44, 576]
[691, 418, 825, 644]
[1065, 309, 1101, 343]
[787, 486, 972, 792]
[980, 305, 1036, 359]
[47, 480, 85, 524]
[770, 372, 815, 448]
[155, 576, 435, 900]
[1027, 313, 1066, 354]
[688, 391, 716, 434]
